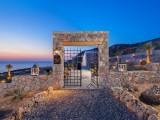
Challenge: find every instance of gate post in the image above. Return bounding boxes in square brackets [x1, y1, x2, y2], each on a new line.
[98, 34, 109, 88]
[52, 34, 64, 88]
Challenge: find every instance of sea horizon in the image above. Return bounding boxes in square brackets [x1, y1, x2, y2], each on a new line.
[0, 61, 52, 73]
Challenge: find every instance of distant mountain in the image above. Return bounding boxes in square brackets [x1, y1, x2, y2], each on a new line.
[109, 38, 160, 57]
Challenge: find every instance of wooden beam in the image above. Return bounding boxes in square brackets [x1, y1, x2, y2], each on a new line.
[60, 41, 102, 46]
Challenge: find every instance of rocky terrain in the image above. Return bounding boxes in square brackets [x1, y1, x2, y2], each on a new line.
[140, 85, 160, 105]
[109, 38, 160, 56]
[23, 89, 139, 120]
[0, 90, 42, 119]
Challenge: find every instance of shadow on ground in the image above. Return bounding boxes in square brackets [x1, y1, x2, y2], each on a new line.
[0, 110, 13, 119]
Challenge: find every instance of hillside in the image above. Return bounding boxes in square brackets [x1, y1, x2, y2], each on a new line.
[109, 38, 160, 57]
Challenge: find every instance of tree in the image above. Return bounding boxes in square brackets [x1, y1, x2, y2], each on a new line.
[114, 51, 122, 63]
[143, 42, 153, 64]
[114, 51, 122, 71]
[6, 64, 13, 80]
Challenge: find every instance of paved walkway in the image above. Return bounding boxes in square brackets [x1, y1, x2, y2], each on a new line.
[23, 89, 140, 120]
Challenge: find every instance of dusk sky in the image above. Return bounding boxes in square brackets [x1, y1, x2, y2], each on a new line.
[0, 0, 160, 61]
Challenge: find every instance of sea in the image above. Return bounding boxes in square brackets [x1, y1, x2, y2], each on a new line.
[0, 61, 52, 73]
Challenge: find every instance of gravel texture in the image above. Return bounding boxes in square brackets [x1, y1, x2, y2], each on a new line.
[23, 89, 140, 120]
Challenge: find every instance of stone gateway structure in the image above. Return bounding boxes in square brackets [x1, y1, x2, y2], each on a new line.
[52, 32, 109, 88]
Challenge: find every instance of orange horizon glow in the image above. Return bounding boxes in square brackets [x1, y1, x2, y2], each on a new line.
[0, 31, 53, 61]
[0, 51, 52, 61]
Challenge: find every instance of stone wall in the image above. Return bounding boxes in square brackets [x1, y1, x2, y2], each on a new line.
[4, 86, 159, 120]
[5, 90, 49, 119]
[146, 63, 160, 71]
[53, 32, 109, 88]
[111, 87, 159, 120]
[108, 71, 160, 87]
[0, 75, 56, 98]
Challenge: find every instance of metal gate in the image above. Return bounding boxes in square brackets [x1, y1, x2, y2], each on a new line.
[64, 48, 82, 87]
[90, 49, 99, 87]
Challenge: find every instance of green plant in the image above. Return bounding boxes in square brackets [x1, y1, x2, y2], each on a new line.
[45, 68, 50, 75]
[13, 89, 25, 100]
[128, 65, 147, 71]
[127, 62, 135, 71]
[114, 51, 122, 64]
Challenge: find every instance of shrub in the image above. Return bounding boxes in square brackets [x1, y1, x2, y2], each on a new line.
[13, 88, 25, 100]
[128, 65, 147, 71]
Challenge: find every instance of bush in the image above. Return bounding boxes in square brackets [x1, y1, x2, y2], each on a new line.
[128, 65, 147, 71]
[3, 89, 25, 99]
[13, 89, 25, 100]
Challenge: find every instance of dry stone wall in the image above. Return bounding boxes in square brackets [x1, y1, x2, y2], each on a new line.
[5, 90, 49, 120]
[0, 75, 57, 98]
[111, 87, 159, 120]
[108, 71, 160, 87]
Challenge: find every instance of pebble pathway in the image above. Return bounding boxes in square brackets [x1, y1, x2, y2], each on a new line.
[23, 89, 140, 120]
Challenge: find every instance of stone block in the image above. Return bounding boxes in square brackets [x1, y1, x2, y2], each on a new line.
[146, 106, 158, 116]
[148, 114, 159, 120]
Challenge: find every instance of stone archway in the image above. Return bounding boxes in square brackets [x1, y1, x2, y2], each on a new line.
[52, 32, 109, 88]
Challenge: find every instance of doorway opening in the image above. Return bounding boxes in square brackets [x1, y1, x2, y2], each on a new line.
[64, 46, 98, 88]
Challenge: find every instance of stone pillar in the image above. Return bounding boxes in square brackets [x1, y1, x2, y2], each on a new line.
[52, 35, 64, 88]
[98, 35, 109, 88]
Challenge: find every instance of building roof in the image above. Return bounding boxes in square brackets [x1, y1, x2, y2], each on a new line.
[32, 63, 39, 68]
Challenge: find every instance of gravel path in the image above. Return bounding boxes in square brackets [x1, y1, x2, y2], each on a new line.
[23, 89, 140, 120]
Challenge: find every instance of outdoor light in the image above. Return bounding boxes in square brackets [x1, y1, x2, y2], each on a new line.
[132, 54, 136, 57]
[126, 60, 129, 62]
[1, 80, 6, 83]
[116, 55, 119, 59]
[54, 50, 61, 64]
[31, 63, 39, 76]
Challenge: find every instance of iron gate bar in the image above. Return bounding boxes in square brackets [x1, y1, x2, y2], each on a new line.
[80, 49, 82, 86]
[91, 48, 99, 88]
[64, 48, 82, 87]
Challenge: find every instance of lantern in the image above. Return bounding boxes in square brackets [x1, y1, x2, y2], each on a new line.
[54, 50, 61, 64]
[31, 63, 39, 76]
[118, 64, 127, 72]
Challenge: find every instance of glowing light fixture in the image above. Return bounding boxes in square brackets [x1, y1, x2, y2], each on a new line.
[31, 63, 39, 76]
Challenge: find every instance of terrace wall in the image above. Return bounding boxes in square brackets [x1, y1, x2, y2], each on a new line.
[0, 75, 58, 98]
[109, 71, 160, 120]
[111, 87, 159, 120]
[1, 71, 160, 98]
[108, 71, 160, 87]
